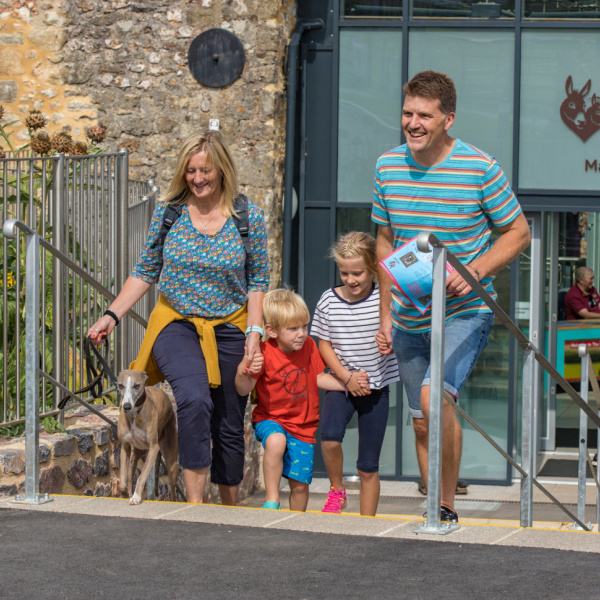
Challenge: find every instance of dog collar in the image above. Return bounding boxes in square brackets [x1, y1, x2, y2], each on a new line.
[125, 389, 147, 417]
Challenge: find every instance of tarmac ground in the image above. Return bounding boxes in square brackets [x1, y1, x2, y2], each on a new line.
[2, 477, 600, 600]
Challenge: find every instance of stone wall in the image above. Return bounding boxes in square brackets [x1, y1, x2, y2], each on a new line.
[0, 0, 295, 283]
[0, 0, 292, 501]
[0, 400, 262, 503]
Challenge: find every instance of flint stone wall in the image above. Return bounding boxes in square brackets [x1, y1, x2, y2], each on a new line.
[0, 396, 262, 504]
[0, 0, 295, 283]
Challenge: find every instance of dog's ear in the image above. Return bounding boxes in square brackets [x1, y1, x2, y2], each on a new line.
[142, 371, 148, 385]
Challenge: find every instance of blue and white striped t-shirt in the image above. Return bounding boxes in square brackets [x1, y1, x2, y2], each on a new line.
[372, 139, 523, 332]
[310, 283, 399, 390]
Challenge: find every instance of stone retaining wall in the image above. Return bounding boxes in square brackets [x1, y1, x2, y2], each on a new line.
[0, 0, 296, 285]
[0, 400, 262, 503]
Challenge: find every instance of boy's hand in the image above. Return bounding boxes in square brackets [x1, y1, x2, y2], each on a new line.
[243, 351, 263, 376]
[356, 370, 371, 394]
[235, 352, 262, 397]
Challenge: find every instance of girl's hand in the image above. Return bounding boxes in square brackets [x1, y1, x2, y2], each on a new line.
[356, 370, 371, 394]
[346, 370, 370, 397]
[87, 315, 115, 345]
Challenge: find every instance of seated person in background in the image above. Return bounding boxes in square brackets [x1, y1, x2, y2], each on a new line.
[565, 266, 600, 320]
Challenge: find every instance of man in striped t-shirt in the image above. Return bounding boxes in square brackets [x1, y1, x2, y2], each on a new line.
[373, 70, 530, 523]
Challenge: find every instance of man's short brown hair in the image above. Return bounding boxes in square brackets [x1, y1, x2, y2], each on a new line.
[403, 70, 457, 115]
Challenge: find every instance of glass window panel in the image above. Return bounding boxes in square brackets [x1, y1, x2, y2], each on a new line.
[337, 29, 402, 204]
[336, 207, 377, 238]
[523, 0, 600, 19]
[519, 30, 600, 190]
[342, 0, 403, 18]
[412, 0, 515, 19]
[409, 29, 514, 181]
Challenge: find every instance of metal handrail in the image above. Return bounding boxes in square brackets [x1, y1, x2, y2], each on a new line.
[2, 218, 147, 504]
[3, 219, 147, 327]
[416, 231, 600, 533]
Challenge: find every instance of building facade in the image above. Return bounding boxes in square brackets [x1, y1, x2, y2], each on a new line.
[291, 0, 600, 483]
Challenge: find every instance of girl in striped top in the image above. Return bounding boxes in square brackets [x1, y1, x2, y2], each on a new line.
[311, 232, 399, 516]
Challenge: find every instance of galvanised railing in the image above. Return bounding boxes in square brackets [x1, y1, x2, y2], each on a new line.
[416, 232, 600, 534]
[2, 218, 148, 502]
[0, 150, 159, 428]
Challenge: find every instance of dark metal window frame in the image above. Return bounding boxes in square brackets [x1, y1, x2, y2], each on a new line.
[307, 0, 600, 482]
[333, 0, 600, 210]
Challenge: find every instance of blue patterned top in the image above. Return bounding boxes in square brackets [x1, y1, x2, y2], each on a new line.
[132, 200, 270, 318]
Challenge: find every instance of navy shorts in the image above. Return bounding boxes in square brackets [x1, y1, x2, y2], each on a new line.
[320, 386, 390, 473]
[152, 320, 248, 486]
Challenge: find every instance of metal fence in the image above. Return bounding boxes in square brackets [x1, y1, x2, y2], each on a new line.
[417, 231, 600, 533]
[0, 150, 158, 428]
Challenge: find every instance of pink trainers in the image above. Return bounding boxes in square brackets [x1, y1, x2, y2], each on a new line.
[321, 486, 347, 514]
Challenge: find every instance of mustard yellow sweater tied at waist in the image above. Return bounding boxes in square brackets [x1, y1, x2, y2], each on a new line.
[130, 294, 248, 388]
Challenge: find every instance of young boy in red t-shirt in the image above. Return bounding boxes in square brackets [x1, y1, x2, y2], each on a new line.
[235, 288, 358, 512]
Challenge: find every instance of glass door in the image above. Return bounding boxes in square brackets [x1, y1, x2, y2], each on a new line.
[550, 210, 600, 450]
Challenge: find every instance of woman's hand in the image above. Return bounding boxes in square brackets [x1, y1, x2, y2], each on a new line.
[87, 314, 116, 345]
[244, 330, 262, 364]
[243, 351, 264, 376]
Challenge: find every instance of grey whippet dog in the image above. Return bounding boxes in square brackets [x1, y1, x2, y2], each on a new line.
[117, 369, 178, 505]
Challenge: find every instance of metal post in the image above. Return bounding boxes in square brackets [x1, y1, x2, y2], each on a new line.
[520, 346, 535, 527]
[597, 389, 600, 529]
[147, 464, 156, 501]
[572, 344, 590, 530]
[414, 241, 457, 534]
[13, 227, 51, 504]
[52, 154, 65, 419]
[116, 148, 129, 371]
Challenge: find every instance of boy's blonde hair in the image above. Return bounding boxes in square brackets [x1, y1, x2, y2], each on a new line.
[329, 231, 378, 275]
[263, 288, 310, 331]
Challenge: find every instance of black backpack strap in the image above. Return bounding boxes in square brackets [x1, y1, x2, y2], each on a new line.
[233, 194, 251, 257]
[150, 201, 183, 249]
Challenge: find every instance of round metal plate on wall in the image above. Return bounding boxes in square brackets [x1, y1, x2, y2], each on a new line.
[188, 28, 245, 88]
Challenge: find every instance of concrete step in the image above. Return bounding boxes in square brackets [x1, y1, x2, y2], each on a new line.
[2, 488, 600, 553]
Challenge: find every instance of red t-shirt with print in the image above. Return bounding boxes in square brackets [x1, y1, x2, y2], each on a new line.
[251, 337, 325, 443]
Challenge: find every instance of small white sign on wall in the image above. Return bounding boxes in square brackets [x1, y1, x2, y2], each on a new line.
[515, 301, 530, 320]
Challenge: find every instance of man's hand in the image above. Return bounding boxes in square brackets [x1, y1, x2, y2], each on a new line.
[375, 325, 393, 355]
[446, 263, 480, 297]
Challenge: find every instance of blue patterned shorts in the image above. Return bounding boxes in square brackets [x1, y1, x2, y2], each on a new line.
[253, 420, 315, 484]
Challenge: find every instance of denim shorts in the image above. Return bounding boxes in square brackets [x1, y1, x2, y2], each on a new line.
[392, 312, 494, 419]
[253, 420, 315, 485]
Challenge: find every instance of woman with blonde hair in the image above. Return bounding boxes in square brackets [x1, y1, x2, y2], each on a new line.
[88, 130, 269, 505]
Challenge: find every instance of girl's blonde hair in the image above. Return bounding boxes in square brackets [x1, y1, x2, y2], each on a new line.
[329, 231, 378, 275]
[164, 130, 239, 218]
[263, 288, 310, 331]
